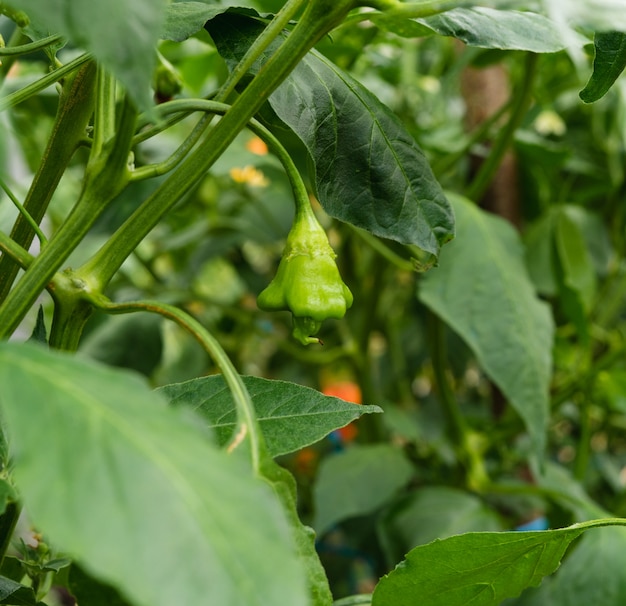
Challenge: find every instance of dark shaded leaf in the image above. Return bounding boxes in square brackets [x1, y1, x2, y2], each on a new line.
[580, 31, 626, 103]
[206, 13, 454, 256]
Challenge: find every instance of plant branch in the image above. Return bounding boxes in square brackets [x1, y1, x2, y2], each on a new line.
[93, 297, 265, 472]
[76, 0, 359, 292]
[0, 231, 34, 270]
[0, 176, 47, 245]
[0, 60, 97, 305]
[0, 34, 64, 56]
[0, 52, 92, 112]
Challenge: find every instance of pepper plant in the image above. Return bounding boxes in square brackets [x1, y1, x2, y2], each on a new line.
[2, 0, 626, 605]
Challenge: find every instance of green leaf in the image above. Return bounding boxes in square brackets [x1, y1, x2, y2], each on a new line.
[206, 13, 454, 256]
[0, 575, 43, 605]
[313, 445, 414, 536]
[162, 3, 260, 42]
[27, 306, 47, 345]
[382, 8, 572, 52]
[0, 343, 308, 606]
[17, 0, 166, 109]
[524, 212, 559, 297]
[553, 206, 597, 339]
[159, 375, 382, 457]
[418, 194, 554, 458]
[378, 487, 502, 566]
[69, 564, 133, 606]
[580, 31, 626, 102]
[372, 525, 587, 606]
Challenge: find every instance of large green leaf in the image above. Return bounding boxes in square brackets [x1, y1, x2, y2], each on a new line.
[372, 525, 588, 606]
[206, 13, 454, 256]
[313, 445, 414, 536]
[0, 343, 307, 606]
[17, 0, 166, 109]
[580, 31, 626, 102]
[374, 8, 571, 52]
[419, 195, 554, 457]
[159, 375, 382, 457]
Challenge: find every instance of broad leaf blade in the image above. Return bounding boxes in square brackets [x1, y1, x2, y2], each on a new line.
[160, 375, 382, 457]
[411, 8, 571, 52]
[313, 445, 414, 536]
[419, 195, 554, 457]
[580, 31, 626, 103]
[0, 343, 307, 606]
[18, 0, 166, 109]
[207, 14, 454, 256]
[372, 526, 585, 606]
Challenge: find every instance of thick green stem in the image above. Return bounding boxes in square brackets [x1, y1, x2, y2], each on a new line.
[0, 99, 136, 339]
[0, 60, 97, 305]
[467, 52, 539, 202]
[79, 0, 358, 291]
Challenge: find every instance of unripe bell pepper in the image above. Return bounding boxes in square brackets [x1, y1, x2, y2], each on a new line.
[257, 211, 353, 345]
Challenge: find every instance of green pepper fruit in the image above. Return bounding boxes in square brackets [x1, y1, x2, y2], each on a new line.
[258, 211, 353, 345]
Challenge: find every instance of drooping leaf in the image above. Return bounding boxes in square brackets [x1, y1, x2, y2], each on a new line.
[372, 525, 588, 606]
[419, 194, 554, 458]
[375, 8, 572, 52]
[313, 444, 414, 536]
[17, 0, 166, 109]
[580, 31, 626, 102]
[206, 13, 454, 256]
[159, 375, 382, 457]
[0, 343, 307, 606]
[378, 487, 502, 566]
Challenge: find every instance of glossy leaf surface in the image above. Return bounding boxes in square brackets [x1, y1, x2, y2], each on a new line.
[206, 13, 454, 256]
[580, 31, 626, 103]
